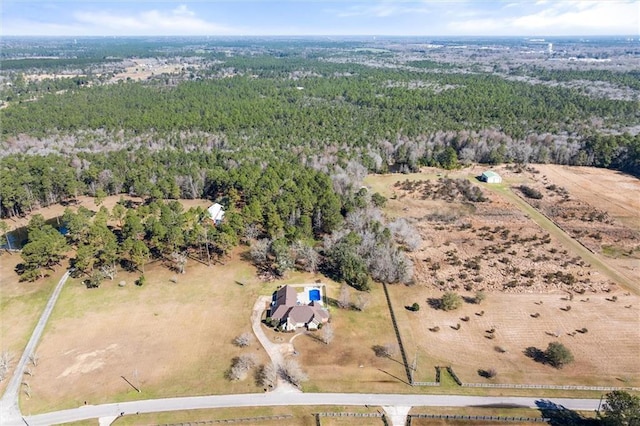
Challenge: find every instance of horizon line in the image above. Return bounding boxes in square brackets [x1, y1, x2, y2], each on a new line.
[2, 34, 636, 38]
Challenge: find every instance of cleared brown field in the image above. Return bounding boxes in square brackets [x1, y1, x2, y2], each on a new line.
[365, 165, 640, 388]
[393, 285, 640, 387]
[0, 253, 65, 396]
[20, 249, 268, 415]
[297, 283, 410, 393]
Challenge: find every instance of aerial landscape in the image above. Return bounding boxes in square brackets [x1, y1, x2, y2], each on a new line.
[0, 1, 639, 425]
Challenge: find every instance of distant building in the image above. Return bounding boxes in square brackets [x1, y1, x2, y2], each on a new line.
[481, 171, 502, 184]
[207, 203, 225, 225]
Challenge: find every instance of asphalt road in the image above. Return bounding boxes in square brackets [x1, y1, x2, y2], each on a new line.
[24, 392, 602, 425]
[0, 270, 70, 425]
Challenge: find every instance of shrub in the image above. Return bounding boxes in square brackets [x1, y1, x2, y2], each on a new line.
[545, 342, 574, 368]
[410, 302, 420, 311]
[520, 185, 543, 199]
[441, 292, 462, 311]
[233, 332, 254, 347]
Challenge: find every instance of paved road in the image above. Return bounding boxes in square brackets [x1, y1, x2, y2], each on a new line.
[24, 392, 602, 425]
[0, 270, 70, 425]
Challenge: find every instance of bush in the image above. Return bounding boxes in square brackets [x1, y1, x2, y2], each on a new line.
[410, 302, 420, 311]
[545, 341, 574, 368]
[520, 185, 543, 199]
[135, 275, 146, 287]
[233, 332, 254, 347]
[441, 292, 462, 311]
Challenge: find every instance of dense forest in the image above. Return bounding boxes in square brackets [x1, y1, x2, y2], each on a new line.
[1, 37, 638, 287]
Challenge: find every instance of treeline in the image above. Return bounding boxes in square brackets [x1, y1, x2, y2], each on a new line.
[0, 57, 122, 72]
[12, 156, 417, 291]
[2, 130, 639, 220]
[512, 66, 640, 91]
[2, 61, 637, 141]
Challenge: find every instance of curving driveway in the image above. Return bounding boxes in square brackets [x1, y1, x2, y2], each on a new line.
[250, 296, 300, 393]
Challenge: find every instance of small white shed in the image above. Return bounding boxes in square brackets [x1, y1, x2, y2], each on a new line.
[481, 171, 502, 184]
[207, 203, 225, 225]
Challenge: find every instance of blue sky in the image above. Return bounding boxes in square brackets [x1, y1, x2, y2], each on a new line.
[2, 1, 638, 37]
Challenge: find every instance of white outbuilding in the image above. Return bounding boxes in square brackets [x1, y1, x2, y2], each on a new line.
[481, 170, 502, 184]
[207, 203, 225, 225]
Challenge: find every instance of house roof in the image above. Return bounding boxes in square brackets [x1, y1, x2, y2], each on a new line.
[287, 305, 329, 325]
[275, 285, 297, 307]
[482, 171, 500, 178]
[271, 285, 329, 325]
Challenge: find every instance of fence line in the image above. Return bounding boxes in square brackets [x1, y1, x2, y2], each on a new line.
[408, 414, 550, 423]
[381, 282, 413, 383]
[315, 412, 383, 418]
[159, 415, 293, 425]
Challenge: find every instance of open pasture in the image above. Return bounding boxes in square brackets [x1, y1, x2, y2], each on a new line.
[393, 286, 640, 388]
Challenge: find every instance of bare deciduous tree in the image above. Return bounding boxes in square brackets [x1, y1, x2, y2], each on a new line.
[28, 352, 39, 367]
[278, 359, 308, 388]
[233, 332, 254, 348]
[250, 238, 270, 265]
[100, 264, 117, 281]
[0, 351, 13, 381]
[321, 324, 334, 345]
[255, 363, 277, 389]
[227, 354, 257, 381]
[353, 293, 371, 311]
[337, 284, 350, 309]
[170, 251, 187, 274]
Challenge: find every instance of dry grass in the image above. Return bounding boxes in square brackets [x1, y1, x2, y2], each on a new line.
[365, 165, 640, 388]
[392, 285, 640, 387]
[0, 252, 65, 395]
[20, 249, 266, 415]
[103, 405, 383, 426]
[296, 282, 410, 394]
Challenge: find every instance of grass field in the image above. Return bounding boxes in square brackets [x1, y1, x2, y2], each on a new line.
[20, 249, 268, 414]
[392, 285, 639, 387]
[0, 252, 66, 396]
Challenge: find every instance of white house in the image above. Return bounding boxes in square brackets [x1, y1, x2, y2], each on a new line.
[207, 203, 225, 225]
[481, 171, 502, 184]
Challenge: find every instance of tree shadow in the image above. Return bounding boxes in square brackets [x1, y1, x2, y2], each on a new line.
[427, 298, 442, 310]
[524, 346, 547, 365]
[535, 399, 599, 426]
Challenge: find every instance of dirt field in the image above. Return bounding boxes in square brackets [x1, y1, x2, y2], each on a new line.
[365, 165, 640, 388]
[517, 165, 640, 289]
[392, 285, 640, 387]
[534, 165, 640, 232]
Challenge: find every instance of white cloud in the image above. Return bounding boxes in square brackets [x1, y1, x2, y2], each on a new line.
[3, 4, 240, 36]
[449, 1, 639, 35]
[334, 1, 431, 18]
